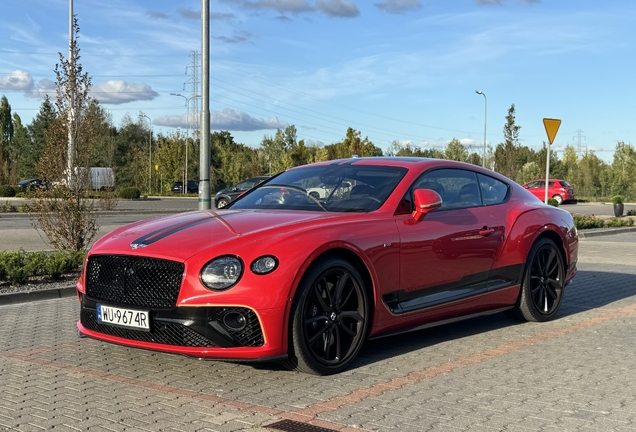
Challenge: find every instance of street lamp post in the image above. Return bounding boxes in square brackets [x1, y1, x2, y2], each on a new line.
[475, 90, 487, 168]
[170, 93, 199, 194]
[140, 114, 152, 194]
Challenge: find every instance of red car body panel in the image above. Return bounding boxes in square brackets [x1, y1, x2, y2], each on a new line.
[77, 158, 578, 365]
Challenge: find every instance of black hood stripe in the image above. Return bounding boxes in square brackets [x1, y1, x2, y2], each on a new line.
[130, 212, 242, 248]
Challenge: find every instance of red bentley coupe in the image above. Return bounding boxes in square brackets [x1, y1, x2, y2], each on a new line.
[76, 158, 578, 375]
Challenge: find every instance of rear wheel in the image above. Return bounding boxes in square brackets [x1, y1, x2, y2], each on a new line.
[552, 194, 563, 205]
[286, 258, 369, 375]
[514, 238, 565, 322]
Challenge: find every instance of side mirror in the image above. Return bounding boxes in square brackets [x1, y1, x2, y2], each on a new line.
[412, 188, 442, 221]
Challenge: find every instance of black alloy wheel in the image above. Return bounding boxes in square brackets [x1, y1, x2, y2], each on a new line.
[516, 238, 565, 322]
[286, 257, 369, 375]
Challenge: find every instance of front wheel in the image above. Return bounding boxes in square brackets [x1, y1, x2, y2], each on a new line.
[286, 258, 369, 375]
[513, 238, 565, 322]
[216, 198, 229, 208]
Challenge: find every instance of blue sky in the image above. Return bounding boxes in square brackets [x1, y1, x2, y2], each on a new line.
[1, 0, 634, 161]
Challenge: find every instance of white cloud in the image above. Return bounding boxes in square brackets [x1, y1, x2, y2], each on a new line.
[155, 108, 288, 131]
[315, 0, 360, 18]
[223, 0, 360, 17]
[0, 70, 34, 91]
[25, 79, 56, 99]
[223, 0, 313, 14]
[91, 81, 160, 105]
[375, 0, 422, 14]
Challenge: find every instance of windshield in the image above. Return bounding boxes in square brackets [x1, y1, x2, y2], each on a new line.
[230, 164, 407, 212]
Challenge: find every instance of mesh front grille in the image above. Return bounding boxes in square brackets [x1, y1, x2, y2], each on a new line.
[86, 255, 184, 308]
[81, 310, 218, 348]
[217, 307, 264, 347]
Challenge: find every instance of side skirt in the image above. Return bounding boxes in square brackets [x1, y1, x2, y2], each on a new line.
[368, 306, 513, 340]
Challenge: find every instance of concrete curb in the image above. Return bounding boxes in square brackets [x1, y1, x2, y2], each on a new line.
[0, 285, 76, 306]
[577, 226, 636, 239]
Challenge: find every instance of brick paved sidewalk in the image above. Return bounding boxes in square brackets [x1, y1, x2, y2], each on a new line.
[1, 234, 635, 431]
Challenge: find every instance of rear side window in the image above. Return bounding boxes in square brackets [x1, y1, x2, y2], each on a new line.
[478, 174, 509, 205]
[561, 181, 571, 187]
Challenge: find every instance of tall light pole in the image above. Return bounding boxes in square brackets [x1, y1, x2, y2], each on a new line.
[67, 0, 75, 188]
[140, 114, 152, 194]
[170, 93, 199, 193]
[475, 90, 487, 168]
[200, 0, 211, 210]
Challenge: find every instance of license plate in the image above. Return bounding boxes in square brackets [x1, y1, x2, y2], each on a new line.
[97, 304, 150, 330]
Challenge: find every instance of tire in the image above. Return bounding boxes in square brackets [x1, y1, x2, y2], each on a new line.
[552, 194, 563, 205]
[309, 191, 320, 200]
[514, 238, 565, 322]
[216, 198, 229, 208]
[285, 257, 369, 375]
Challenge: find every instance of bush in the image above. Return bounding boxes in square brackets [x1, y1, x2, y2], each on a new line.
[606, 217, 635, 228]
[1, 250, 32, 286]
[612, 195, 624, 205]
[547, 198, 559, 207]
[0, 249, 86, 284]
[24, 251, 48, 276]
[118, 187, 141, 199]
[45, 253, 68, 280]
[627, 209, 636, 216]
[1, 201, 16, 212]
[573, 214, 605, 230]
[0, 185, 16, 197]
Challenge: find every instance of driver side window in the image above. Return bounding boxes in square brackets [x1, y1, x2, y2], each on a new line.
[397, 168, 483, 214]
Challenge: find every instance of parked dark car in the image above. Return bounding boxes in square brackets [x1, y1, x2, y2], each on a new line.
[171, 181, 198, 194]
[16, 178, 47, 191]
[214, 176, 270, 208]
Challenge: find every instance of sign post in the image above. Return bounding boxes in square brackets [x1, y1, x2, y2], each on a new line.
[542, 118, 561, 204]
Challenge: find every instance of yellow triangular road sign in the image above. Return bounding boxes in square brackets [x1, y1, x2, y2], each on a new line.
[543, 118, 561, 145]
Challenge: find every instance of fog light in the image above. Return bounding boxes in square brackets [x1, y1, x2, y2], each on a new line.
[223, 312, 247, 331]
[251, 255, 278, 275]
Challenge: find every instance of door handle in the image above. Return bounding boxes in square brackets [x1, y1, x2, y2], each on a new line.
[479, 227, 495, 236]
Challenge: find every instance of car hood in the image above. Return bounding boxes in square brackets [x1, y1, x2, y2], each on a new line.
[90, 209, 337, 261]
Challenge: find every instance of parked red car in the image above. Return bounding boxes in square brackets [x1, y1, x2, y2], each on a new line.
[77, 158, 578, 375]
[522, 179, 575, 204]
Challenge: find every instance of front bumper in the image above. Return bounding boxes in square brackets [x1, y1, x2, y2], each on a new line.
[78, 293, 287, 360]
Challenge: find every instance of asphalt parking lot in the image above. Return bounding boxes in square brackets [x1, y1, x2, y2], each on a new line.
[1, 233, 636, 432]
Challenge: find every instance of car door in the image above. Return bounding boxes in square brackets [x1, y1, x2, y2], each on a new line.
[527, 181, 545, 200]
[393, 168, 504, 314]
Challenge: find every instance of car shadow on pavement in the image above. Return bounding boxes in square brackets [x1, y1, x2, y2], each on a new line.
[247, 269, 636, 372]
[348, 269, 636, 371]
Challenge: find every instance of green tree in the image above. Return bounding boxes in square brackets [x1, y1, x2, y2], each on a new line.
[211, 130, 257, 189]
[0, 95, 14, 184]
[112, 114, 152, 190]
[494, 104, 521, 180]
[561, 144, 578, 181]
[31, 16, 116, 252]
[10, 114, 32, 183]
[444, 138, 468, 162]
[26, 96, 57, 180]
[610, 141, 636, 198]
[324, 127, 383, 160]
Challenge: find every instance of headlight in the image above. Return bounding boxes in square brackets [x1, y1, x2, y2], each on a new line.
[200, 256, 243, 290]
[251, 255, 278, 275]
